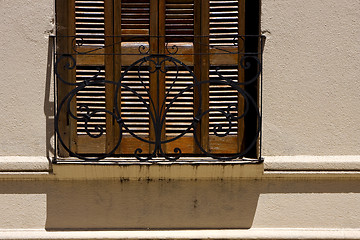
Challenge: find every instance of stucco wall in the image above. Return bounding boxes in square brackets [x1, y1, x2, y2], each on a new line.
[0, 179, 359, 230]
[261, 0, 360, 155]
[0, 0, 54, 156]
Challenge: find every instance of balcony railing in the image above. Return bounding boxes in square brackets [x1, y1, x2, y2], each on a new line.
[53, 35, 265, 163]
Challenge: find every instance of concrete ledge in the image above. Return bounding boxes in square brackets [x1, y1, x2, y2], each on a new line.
[1, 229, 360, 240]
[0, 155, 360, 180]
[0, 157, 50, 172]
[51, 161, 263, 180]
[264, 155, 360, 171]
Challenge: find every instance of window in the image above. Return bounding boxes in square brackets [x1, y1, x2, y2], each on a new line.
[55, 0, 263, 162]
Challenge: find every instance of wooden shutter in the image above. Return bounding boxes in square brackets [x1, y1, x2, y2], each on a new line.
[56, 0, 76, 157]
[56, 0, 246, 158]
[208, 0, 246, 154]
[75, 0, 108, 154]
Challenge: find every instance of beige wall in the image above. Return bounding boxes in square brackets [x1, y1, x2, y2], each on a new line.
[0, 179, 359, 230]
[262, 0, 360, 155]
[0, 0, 54, 156]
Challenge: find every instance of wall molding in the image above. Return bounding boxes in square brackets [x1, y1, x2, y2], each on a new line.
[0, 156, 50, 172]
[0, 155, 359, 180]
[264, 155, 360, 171]
[1, 229, 360, 240]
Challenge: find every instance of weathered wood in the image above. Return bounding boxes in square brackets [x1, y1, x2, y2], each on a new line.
[119, 136, 150, 154]
[114, 0, 123, 154]
[209, 135, 238, 153]
[77, 135, 106, 154]
[76, 47, 105, 66]
[237, 0, 246, 154]
[193, 0, 201, 154]
[167, 0, 193, 3]
[56, 0, 70, 157]
[158, 0, 167, 153]
[121, 29, 149, 35]
[149, 0, 159, 153]
[104, 0, 115, 153]
[56, 0, 77, 157]
[68, 0, 77, 155]
[210, 47, 238, 65]
[166, 135, 194, 154]
[200, 0, 210, 152]
[74, 43, 199, 67]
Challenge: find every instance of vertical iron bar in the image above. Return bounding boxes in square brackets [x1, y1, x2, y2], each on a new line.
[259, 35, 265, 162]
[157, 54, 160, 156]
[52, 35, 57, 163]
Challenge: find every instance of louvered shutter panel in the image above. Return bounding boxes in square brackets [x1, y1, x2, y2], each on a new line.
[163, 0, 196, 154]
[116, 0, 152, 154]
[207, 0, 246, 154]
[56, 0, 77, 157]
[121, 0, 150, 36]
[75, 0, 107, 154]
[73, 0, 152, 154]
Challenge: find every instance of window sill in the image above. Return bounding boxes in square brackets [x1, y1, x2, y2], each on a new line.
[0, 156, 263, 180]
[0, 155, 360, 180]
[0, 156, 50, 173]
[51, 159, 264, 180]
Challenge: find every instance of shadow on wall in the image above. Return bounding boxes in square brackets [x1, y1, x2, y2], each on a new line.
[44, 37, 55, 161]
[44, 180, 259, 229]
[0, 179, 359, 230]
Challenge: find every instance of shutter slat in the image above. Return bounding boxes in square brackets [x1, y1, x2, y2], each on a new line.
[209, 0, 238, 46]
[165, 0, 194, 41]
[76, 65, 106, 135]
[121, 67, 150, 135]
[75, 0, 105, 47]
[121, 0, 150, 37]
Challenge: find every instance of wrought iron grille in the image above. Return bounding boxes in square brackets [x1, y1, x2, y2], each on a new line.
[54, 35, 265, 163]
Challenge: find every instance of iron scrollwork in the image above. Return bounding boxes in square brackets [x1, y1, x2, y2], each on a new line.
[55, 35, 264, 162]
